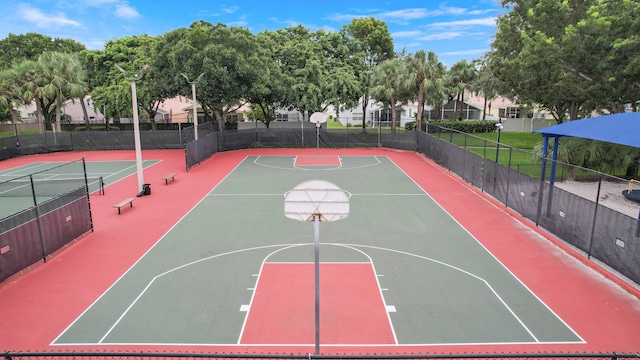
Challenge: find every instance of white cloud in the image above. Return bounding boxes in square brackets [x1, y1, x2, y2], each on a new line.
[392, 30, 424, 38]
[440, 48, 489, 56]
[18, 3, 81, 28]
[418, 31, 465, 41]
[428, 17, 497, 28]
[115, 3, 140, 19]
[228, 15, 248, 28]
[221, 6, 239, 14]
[377, 8, 430, 21]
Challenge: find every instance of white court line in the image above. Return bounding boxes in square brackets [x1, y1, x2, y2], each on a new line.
[251, 155, 382, 171]
[388, 155, 585, 344]
[51, 157, 248, 346]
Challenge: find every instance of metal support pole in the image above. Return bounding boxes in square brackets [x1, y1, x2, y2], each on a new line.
[536, 136, 549, 226]
[130, 80, 145, 193]
[191, 82, 198, 141]
[546, 137, 560, 216]
[116, 64, 148, 194]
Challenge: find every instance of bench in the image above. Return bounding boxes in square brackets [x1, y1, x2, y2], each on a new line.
[162, 173, 177, 185]
[113, 197, 135, 214]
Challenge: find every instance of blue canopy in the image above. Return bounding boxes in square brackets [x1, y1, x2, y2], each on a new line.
[533, 112, 640, 148]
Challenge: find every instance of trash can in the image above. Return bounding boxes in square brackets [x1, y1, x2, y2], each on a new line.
[143, 183, 151, 195]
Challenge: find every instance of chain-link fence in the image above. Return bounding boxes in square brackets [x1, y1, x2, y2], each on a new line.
[2, 125, 638, 287]
[0, 159, 94, 282]
[418, 126, 640, 286]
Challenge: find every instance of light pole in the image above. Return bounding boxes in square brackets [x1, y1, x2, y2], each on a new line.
[116, 64, 148, 194]
[181, 73, 205, 140]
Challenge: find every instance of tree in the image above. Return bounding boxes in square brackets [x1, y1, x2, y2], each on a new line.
[0, 33, 85, 70]
[488, 0, 595, 122]
[0, 68, 23, 131]
[562, 0, 640, 113]
[87, 35, 162, 129]
[12, 60, 47, 133]
[153, 21, 263, 131]
[470, 58, 500, 120]
[39, 52, 88, 133]
[535, 137, 639, 179]
[370, 59, 405, 130]
[403, 50, 447, 129]
[343, 17, 394, 128]
[243, 31, 292, 128]
[448, 60, 477, 120]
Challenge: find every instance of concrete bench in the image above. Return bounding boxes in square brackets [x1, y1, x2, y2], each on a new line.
[113, 197, 135, 214]
[162, 173, 177, 185]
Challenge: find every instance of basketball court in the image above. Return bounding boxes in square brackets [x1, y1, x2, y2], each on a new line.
[0, 149, 639, 354]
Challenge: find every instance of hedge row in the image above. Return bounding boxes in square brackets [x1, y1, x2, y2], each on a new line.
[405, 119, 499, 133]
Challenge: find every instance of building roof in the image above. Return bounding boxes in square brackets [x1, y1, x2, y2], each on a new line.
[533, 112, 640, 148]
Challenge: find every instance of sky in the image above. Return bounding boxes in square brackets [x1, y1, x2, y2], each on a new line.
[0, 0, 505, 67]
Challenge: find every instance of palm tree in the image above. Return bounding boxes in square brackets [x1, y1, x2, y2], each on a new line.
[12, 60, 47, 134]
[470, 60, 499, 120]
[39, 52, 88, 133]
[0, 69, 23, 135]
[449, 60, 477, 120]
[370, 59, 403, 130]
[403, 50, 447, 130]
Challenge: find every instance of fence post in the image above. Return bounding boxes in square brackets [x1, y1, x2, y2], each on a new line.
[505, 148, 513, 207]
[587, 173, 603, 259]
[30, 175, 47, 263]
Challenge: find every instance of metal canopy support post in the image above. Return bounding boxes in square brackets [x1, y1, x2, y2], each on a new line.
[546, 136, 560, 216]
[535, 135, 549, 226]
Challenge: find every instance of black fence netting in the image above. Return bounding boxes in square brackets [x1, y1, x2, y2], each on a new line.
[70, 130, 184, 151]
[186, 132, 219, 171]
[18, 132, 72, 155]
[0, 159, 94, 282]
[416, 129, 640, 286]
[1, 352, 639, 360]
[2, 125, 639, 287]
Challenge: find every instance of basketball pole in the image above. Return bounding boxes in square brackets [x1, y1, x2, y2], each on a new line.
[313, 214, 320, 355]
[316, 121, 320, 155]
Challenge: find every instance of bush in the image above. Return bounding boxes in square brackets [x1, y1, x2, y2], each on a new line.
[406, 120, 498, 133]
[75, 125, 120, 131]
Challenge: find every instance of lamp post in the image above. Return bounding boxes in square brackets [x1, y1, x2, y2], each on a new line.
[181, 73, 205, 140]
[116, 64, 148, 194]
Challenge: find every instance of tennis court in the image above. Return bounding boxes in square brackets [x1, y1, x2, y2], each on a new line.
[1, 149, 639, 354]
[0, 159, 159, 219]
[53, 155, 580, 346]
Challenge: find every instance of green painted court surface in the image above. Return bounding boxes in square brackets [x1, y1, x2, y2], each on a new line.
[53, 156, 582, 346]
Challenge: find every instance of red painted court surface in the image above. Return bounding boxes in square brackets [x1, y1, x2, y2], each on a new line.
[0, 148, 639, 354]
[295, 155, 342, 167]
[240, 263, 395, 345]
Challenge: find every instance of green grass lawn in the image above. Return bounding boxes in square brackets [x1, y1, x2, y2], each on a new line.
[431, 131, 542, 150]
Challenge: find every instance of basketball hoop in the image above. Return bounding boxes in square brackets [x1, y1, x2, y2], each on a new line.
[309, 112, 327, 154]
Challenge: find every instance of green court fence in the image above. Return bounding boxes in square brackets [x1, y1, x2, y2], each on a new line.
[418, 126, 640, 287]
[2, 124, 639, 287]
[0, 159, 95, 282]
[2, 352, 638, 360]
